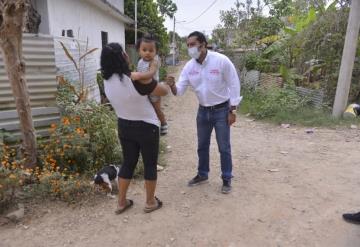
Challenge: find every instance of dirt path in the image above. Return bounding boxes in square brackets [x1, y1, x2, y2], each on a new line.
[1, 64, 360, 247]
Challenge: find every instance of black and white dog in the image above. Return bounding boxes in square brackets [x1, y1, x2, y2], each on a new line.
[93, 165, 120, 198]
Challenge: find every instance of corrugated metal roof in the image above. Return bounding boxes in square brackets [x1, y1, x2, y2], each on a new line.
[0, 33, 59, 139]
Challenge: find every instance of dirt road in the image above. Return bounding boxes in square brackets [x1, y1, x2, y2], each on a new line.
[1, 64, 360, 247]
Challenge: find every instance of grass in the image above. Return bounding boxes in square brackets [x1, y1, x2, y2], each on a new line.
[239, 88, 360, 128]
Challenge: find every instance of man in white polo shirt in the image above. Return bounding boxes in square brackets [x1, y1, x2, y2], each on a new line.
[166, 31, 241, 193]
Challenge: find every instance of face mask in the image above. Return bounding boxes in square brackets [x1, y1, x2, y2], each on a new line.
[188, 46, 201, 59]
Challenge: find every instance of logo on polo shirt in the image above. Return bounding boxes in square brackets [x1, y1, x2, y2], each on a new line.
[210, 69, 220, 75]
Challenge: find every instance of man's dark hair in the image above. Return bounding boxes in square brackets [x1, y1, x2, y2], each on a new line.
[188, 31, 208, 46]
[100, 42, 131, 80]
[135, 33, 159, 51]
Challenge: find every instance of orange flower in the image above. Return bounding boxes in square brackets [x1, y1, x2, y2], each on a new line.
[75, 128, 84, 136]
[62, 117, 70, 125]
[50, 123, 57, 129]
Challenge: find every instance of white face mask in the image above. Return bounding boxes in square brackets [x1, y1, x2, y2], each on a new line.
[188, 46, 201, 59]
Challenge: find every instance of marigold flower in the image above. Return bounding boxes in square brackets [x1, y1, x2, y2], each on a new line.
[62, 117, 70, 125]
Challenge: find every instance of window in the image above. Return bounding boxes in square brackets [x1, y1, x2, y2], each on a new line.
[101, 31, 108, 48]
[66, 29, 74, 38]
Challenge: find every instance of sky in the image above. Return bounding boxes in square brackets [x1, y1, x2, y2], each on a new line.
[163, 0, 239, 38]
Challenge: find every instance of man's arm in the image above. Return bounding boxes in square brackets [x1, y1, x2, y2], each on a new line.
[165, 66, 190, 96]
[223, 56, 242, 108]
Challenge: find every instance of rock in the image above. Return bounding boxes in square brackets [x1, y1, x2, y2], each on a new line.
[0, 217, 10, 226]
[5, 203, 25, 222]
[305, 128, 315, 134]
[350, 124, 357, 129]
[281, 123, 290, 128]
[170, 238, 176, 242]
[268, 169, 280, 172]
[157, 165, 164, 171]
[280, 151, 288, 155]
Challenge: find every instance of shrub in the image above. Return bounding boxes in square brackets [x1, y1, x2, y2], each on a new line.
[56, 80, 122, 173]
[159, 65, 167, 81]
[241, 85, 309, 119]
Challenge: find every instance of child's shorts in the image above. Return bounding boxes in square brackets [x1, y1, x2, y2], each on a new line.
[149, 95, 160, 103]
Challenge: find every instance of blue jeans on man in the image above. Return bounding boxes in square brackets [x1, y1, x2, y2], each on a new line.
[196, 104, 232, 182]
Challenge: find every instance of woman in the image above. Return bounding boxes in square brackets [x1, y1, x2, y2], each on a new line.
[100, 43, 168, 214]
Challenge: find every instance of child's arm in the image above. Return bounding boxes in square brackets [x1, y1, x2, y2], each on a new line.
[131, 59, 158, 84]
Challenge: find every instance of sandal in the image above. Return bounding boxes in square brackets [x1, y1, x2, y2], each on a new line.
[144, 196, 163, 213]
[115, 199, 133, 214]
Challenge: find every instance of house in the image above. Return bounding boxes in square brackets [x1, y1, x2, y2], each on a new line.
[33, 0, 134, 66]
[0, 0, 133, 139]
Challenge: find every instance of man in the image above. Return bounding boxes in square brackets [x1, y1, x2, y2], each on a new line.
[166, 31, 241, 194]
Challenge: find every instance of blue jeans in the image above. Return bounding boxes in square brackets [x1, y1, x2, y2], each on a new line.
[196, 105, 232, 181]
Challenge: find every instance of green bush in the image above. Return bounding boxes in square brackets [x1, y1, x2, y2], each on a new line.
[159, 65, 167, 81]
[55, 80, 122, 174]
[241, 85, 309, 119]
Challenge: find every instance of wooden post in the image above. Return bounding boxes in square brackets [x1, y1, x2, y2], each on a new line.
[0, 0, 37, 168]
[332, 0, 360, 118]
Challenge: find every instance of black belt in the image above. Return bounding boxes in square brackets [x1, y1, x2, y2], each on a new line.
[199, 101, 229, 110]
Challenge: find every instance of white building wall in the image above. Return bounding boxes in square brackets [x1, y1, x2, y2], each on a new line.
[46, 0, 126, 67]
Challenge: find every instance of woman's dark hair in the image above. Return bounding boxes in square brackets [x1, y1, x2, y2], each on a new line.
[135, 33, 159, 51]
[188, 31, 208, 46]
[100, 42, 130, 80]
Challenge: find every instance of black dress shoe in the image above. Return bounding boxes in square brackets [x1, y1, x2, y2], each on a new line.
[188, 175, 208, 186]
[221, 180, 231, 194]
[343, 211, 360, 224]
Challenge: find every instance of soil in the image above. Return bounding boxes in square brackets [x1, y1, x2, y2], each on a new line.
[1, 63, 360, 247]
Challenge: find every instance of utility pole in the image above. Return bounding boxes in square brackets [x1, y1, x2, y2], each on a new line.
[332, 0, 360, 117]
[172, 16, 176, 66]
[134, 0, 137, 44]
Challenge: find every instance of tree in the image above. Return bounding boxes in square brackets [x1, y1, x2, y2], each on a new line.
[125, 0, 177, 56]
[0, 0, 37, 168]
[157, 0, 177, 18]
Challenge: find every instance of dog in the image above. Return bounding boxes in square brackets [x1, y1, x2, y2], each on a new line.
[93, 165, 120, 198]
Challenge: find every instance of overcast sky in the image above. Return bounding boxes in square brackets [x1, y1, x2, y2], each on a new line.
[163, 0, 238, 38]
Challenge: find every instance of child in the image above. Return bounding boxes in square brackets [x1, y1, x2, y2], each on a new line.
[136, 34, 168, 135]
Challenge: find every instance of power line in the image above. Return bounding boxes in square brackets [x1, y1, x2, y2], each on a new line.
[183, 0, 218, 24]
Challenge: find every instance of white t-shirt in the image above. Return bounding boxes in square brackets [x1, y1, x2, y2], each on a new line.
[137, 55, 160, 81]
[104, 74, 159, 127]
[176, 51, 242, 107]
